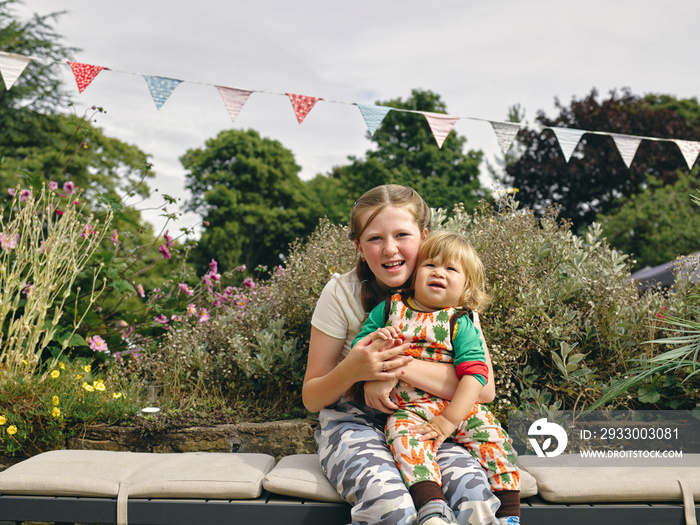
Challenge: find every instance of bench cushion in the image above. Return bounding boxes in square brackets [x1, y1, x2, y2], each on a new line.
[0, 449, 275, 500]
[518, 453, 700, 503]
[262, 453, 539, 502]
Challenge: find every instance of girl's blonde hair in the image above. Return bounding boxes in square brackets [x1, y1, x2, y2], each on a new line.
[349, 184, 431, 313]
[412, 231, 491, 312]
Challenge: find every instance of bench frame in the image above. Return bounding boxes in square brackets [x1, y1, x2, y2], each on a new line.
[0, 492, 696, 525]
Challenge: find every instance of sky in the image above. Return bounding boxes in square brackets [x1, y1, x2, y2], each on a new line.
[12, 0, 700, 237]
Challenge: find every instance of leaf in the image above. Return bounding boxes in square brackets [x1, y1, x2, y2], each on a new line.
[110, 279, 136, 294]
[637, 386, 661, 404]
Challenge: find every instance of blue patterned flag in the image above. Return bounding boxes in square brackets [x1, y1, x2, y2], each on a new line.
[356, 104, 392, 136]
[143, 75, 183, 110]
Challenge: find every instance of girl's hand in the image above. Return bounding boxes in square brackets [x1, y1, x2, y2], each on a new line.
[410, 415, 457, 450]
[364, 377, 400, 414]
[347, 333, 412, 382]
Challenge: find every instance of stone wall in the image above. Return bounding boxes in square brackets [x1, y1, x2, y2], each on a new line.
[66, 419, 318, 461]
[0, 419, 318, 472]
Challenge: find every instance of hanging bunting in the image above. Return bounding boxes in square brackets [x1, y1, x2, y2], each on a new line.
[287, 93, 321, 124]
[143, 75, 183, 110]
[551, 128, 587, 162]
[423, 112, 460, 148]
[356, 104, 392, 136]
[611, 135, 642, 168]
[673, 139, 700, 170]
[0, 52, 32, 90]
[490, 121, 521, 154]
[216, 86, 252, 122]
[68, 62, 108, 93]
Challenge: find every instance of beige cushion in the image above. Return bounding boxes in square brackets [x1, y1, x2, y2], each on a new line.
[0, 449, 275, 500]
[518, 453, 700, 503]
[263, 453, 343, 502]
[518, 468, 538, 498]
[262, 453, 538, 502]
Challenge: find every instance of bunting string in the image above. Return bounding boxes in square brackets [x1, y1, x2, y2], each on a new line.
[1, 51, 698, 169]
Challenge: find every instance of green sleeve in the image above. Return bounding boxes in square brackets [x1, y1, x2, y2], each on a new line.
[351, 300, 388, 349]
[452, 316, 488, 386]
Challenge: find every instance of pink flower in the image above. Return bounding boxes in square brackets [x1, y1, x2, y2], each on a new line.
[23, 282, 33, 296]
[186, 303, 197, 316]
[111, 230, 119, 246]
[48, 181, 58, 190]
[7, 188, 15, 196]
[55, 209, 63, 216]
[19, 189, 32, 202]
[209, 259, 218, 274]
[198, 308, 210, 323]
[243, 277, 255, 290]
[201, 274, 213, 289]
[63, 181, 76, 195]
[137, 284, 145, 298]
[170, 314, 182, 322]
[178, 283, 194, 296]
[0, 233, 18, 250]
[153, 314, 169, 324]
[164, 230, 174, 247]
[159, 244, 171, 259]
[87, 335, 109, 354]
[236, 264, 246, 272]
[81, 224, 94, 238]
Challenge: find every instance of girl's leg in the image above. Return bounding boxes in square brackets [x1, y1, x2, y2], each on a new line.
[317, 402, 417, 525]
[438, 441, 501, 525]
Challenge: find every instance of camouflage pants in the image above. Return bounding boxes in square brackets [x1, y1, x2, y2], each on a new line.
[316, 400, 500, 525]
[386, 386, 520, 493]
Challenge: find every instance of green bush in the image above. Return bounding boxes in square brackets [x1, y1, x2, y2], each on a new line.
[127, 200, 699, 422]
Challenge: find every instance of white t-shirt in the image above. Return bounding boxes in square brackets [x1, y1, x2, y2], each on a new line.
[311, 270, 365, 362]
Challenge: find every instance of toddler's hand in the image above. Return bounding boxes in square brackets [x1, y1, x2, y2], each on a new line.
[410, 415, 457, 450]
[372, 326, 403, 343]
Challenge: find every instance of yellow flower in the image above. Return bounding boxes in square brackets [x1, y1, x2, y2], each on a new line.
[50, 370, 60, 379]
[51, 407, 61, 418]
[83, 365, 91, 373]
[59, 362, 66, 369]
[113, 392, 123, 399]
[7, 425, 17, 436]
[0, 415, 5, 425]
[77, 374, 83, 380]
[82, 382, 94, 392]
[21, 359, 28, 365]
[94, 380, 106, 392]
[52, 395, 60, 406]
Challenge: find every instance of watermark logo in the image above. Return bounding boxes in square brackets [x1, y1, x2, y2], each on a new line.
[528, 418, 568, 457]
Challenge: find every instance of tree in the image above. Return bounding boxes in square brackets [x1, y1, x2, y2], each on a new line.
[181, 129, 317, 273]
[597, 171, 700, 270]
[500, 88, 700, 231]
[311, 89, 485, 218]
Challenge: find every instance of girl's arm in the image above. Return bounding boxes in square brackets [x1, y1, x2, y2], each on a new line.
[302, 327, 410, 413]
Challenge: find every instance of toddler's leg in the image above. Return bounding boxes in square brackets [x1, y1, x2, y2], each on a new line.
[453, 405, 520, 523]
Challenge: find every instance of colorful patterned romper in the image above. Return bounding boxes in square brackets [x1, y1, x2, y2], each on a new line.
[354, 293, 519, 494]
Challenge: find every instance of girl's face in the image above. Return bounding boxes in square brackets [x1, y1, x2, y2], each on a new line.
[356, 206, 428, 292]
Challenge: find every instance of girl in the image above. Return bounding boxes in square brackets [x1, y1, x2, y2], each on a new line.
[354, 231, 520, 525]
[302, 185, 501, 525]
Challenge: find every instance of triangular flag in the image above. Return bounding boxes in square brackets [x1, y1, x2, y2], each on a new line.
[0, 52, 32, 90]
[423, 112, 460, 148]
[490, 121, 521, 154]
[611, 135, 642, 168]
[673, 139, 700, 170]
[143, 75, 183, 110]
[216, 86, 252, 122]
[287, 93, 321, 124]
[356, 104, 392, 136]
[551, 127, 587, 162]
[68, 62, 108, 93]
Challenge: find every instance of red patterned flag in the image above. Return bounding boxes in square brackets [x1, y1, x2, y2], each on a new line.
[287, 93, 321, 124]
[68, 62, 108, 93]
[423, 112, 460, 148]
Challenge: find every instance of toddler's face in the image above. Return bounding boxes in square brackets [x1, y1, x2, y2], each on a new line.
[411, 256, 466, 311]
